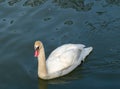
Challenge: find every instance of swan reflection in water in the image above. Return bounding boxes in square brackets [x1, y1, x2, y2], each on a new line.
[38, 65, 85, 89]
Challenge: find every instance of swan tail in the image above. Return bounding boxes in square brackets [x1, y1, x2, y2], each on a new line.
[80, 47, 93, 62]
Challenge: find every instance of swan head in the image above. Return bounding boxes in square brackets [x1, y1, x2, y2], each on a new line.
[34, 41, 42, 57]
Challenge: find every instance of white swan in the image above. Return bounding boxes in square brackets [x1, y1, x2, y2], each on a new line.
[34, 41, 93, 80]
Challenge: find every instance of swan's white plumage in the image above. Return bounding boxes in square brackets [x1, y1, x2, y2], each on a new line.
[45, 44, 93, 79]
[34, 41, 93, 80]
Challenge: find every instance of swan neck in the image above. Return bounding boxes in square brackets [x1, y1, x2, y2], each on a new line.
[38, 44, 47, 78]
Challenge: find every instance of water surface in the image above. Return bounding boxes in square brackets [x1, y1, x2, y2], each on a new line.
[0, 0, 120, 89]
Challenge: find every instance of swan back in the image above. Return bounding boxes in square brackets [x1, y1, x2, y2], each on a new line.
[45, 44, 93, 79]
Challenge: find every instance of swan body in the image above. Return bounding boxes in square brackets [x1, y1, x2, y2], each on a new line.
[34, 41, 93, 80]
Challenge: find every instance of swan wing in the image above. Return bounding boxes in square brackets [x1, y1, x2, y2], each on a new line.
[46, 44, 84, 74]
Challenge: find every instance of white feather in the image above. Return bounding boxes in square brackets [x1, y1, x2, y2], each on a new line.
[45, 44, 93, 79]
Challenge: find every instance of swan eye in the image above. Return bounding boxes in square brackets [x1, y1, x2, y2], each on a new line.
[36, 46, 39, 50]
[35, 46, 39, 50]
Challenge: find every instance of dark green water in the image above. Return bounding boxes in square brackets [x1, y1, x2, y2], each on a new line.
[0, 0, 120, 89]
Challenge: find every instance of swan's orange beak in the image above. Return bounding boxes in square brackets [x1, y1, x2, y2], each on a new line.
[34, 49, 39, 57]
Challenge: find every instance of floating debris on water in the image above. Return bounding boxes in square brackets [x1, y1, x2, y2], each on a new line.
[8, 0, 21, 6]
[43, 17, 51, 21]
[10, 20, 14, 24]
[96, 11, 106, 15]
[64, 20, 73, 25]
[3, 18, 6, 21]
